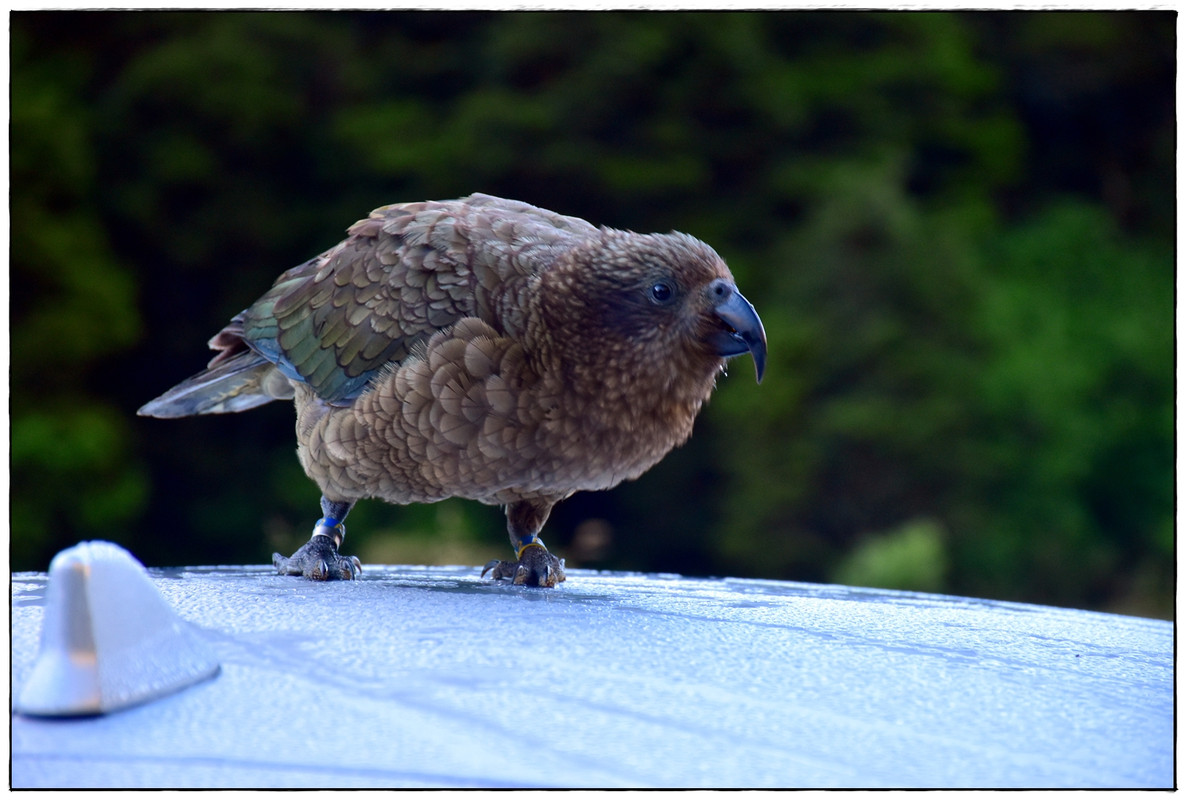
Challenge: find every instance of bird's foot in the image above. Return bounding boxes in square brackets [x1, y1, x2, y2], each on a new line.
[482, 542, 566, 588]
[273, 519, 361, 581]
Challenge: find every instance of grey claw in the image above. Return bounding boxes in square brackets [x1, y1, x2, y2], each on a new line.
[482, 547, 565, 587]
[274, 538, 360, 581]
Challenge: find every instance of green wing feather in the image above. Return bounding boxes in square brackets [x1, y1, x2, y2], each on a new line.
[144, 194, 599, 415]
[236, 194, 596, 405]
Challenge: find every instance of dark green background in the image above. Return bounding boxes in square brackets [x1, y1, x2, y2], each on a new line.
[11, 11, 1174, 617]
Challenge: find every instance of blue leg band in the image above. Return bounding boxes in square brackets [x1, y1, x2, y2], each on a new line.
[312, 517, 346, 544]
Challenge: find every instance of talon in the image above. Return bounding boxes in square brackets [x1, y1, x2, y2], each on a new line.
[274, 528, 361, 581]
[482, 541, 566, 587]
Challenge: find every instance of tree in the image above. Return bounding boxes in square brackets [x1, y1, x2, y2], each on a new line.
[10, 11, 1174, 616]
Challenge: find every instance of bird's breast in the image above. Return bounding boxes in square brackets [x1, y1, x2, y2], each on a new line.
[293, 320, 718, 505]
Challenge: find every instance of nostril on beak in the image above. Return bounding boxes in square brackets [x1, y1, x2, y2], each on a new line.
[709, 279, 733, 301]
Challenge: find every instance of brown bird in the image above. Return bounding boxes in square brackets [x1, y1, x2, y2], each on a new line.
[138, 194, 766, 587]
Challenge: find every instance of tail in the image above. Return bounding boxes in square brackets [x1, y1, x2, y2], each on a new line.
[137, 350, 295, 418]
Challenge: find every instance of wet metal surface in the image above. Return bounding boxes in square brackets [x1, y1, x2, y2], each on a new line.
[11, 565, 1174, 788]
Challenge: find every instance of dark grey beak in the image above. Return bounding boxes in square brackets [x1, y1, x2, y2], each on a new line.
[707, 279, 767, 383]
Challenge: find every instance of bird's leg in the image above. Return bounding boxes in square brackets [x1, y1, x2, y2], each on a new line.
[272, 497, 362, 581]
[481, 499, 566, 587]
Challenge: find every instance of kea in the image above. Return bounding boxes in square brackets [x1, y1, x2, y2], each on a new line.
[139, 194, 766, 587]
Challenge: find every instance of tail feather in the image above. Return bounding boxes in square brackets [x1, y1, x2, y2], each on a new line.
[137, 351, 294, 418]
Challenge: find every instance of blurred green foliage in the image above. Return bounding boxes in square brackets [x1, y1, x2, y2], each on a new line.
[10, 11, 1174, 617]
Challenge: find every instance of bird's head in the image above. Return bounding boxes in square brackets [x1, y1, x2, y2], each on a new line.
[542, 230, 767, 393]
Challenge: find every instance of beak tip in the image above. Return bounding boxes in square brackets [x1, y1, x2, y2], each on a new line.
[752, 345, 767, 384]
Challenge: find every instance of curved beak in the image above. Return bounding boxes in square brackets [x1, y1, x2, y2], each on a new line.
[707, 281, 767, 384]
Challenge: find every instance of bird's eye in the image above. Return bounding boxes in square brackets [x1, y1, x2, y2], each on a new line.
[649, 281, 675, 305]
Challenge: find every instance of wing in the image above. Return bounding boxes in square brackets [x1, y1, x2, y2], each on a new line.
[237, 194, 598, 404]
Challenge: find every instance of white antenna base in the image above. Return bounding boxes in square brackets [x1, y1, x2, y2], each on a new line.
[16, 541, 220, 717]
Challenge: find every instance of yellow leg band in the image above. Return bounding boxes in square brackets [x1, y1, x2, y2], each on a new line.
[516, 541, 546, 560]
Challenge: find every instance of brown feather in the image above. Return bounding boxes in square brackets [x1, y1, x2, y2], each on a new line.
[140, 194, 766, 576]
